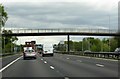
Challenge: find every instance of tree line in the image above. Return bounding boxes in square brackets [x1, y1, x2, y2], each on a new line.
[53, 37, 118, 52]
[2, 30, 19, 53]
[0, 4, 20, 54]
[0, 4, 8, 54]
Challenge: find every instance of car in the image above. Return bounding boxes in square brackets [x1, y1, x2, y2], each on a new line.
[23, 49, 37, 59]
[84, 50, 91, 53]
[114, 48, 120, 53]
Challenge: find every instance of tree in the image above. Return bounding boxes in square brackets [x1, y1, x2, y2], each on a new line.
[102, 44, 109, 52]
[0, 4, 8, 27]
[2, 30, 18, 53]
[83, 38, 89, 51]
[89, 38, 101, 52]
[102, 38, 109, 52]
[110, 38, 118, 52]
[73, 41, 83, 51]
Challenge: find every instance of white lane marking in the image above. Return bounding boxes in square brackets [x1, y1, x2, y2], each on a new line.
[96, 64, 104, 67]
[76, 60, 82, 62]
[50, 66, 55, 70]
[0, 56, 22, 72]
[64, 77, 69, 79]
[44, 61, 47, 64]
[66, 58, 70, 59]
[41, 58, 43, 61]
[67, 55, 91, 59]
[66, 54, 118, 62]
[93, 58, 118, 61]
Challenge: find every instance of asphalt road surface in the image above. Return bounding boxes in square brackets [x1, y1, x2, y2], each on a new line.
[1, 53, 119, 79]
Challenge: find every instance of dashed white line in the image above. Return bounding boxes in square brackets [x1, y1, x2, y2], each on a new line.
[44, 61, 47, 64]
[0, 56, 22, 72]
[96, 64, 104, 67]
[41, 58, 43, 61]
[50, 66, 55, 70]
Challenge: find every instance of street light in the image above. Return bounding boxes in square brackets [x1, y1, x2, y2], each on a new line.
[108, 14, 111, 52]
[13, 40, 17, 53]
[4, 37, 5, 53]
[10, 39, 12, 53]
[82, 39, 83, 52]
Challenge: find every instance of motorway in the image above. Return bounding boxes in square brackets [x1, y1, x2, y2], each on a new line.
[1, 53, 119, 79]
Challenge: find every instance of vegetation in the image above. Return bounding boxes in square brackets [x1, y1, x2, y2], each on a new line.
[54, 37, 118, 52]
[0, 4, 8, 27]
[2, 30, 18, 53]
[0, 4, 8, 54]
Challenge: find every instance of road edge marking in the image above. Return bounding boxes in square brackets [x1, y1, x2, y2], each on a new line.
[0, 56, 22, 72]
[96, 64, 104, 67]
[76, 60, 82, 62]
[66, 54, 118, 62]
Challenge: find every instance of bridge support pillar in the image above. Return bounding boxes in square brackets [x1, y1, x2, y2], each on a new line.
[67, 35, 70, 53]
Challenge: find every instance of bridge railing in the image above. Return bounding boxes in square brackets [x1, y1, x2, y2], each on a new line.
[3, 28, 118, 34]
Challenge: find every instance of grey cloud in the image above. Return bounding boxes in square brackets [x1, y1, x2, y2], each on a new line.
[4, 2, 118, 29]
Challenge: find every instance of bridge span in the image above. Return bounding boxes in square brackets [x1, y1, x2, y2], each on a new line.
[1, 28, 119, 36]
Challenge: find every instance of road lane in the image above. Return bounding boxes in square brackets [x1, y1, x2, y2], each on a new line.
[2, 54, 64, 77]
[42, 53, 118, 77]
[1, 53, 118, 78]
[55, 53, 118, 71]
[2, 54, 22, 68]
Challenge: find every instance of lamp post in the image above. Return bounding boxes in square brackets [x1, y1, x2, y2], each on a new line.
[13, 40, 16, 53]
[3, 27, 5, 53]
[10, 39, 12, 53]
[82, 39, 83, 52]
[108, 15, 111, 52]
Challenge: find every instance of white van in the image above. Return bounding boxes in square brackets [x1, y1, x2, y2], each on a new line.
[42, 44, 54, 57]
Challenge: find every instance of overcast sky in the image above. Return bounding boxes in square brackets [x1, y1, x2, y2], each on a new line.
[1, 0, 119, 45]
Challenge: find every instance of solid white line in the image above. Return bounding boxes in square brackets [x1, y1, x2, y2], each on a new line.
[44, 61, 47, 64]
[50, 66, 55, 70]
[0, 56, 22, 72]
[76, 60, 82, 62]
[64, 77, 69, 79]
[67, 54, 91, 59]
[93, 58, 118, 61]
[66, 54, 118, 62]
[96, 64, 104, 67]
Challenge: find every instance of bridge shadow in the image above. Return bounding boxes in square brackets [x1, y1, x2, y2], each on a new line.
[22, 57, 36, 60]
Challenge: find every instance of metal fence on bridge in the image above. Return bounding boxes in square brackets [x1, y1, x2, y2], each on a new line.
[2, 28, 118, 34]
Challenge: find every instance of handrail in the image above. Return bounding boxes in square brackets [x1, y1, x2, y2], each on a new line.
[2, 28, 118, 34]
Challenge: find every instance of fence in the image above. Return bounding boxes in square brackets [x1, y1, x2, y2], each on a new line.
[54, 51, 120, 60]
